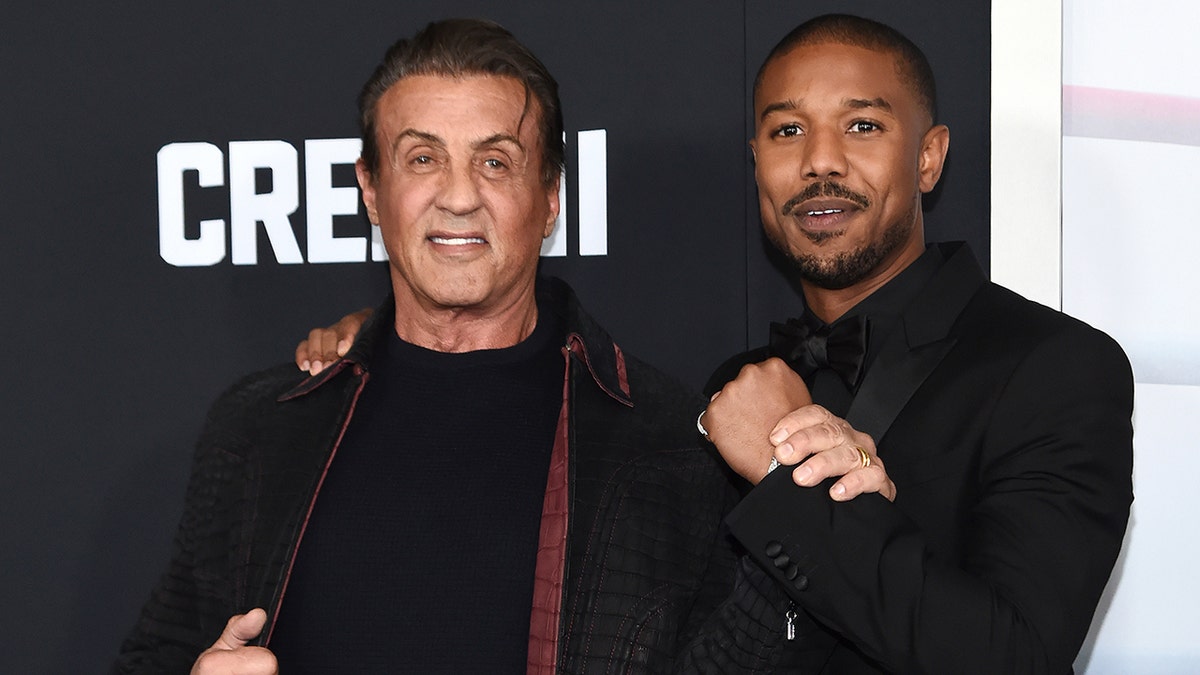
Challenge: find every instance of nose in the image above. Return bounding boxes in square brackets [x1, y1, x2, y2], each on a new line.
[434, 160, 483, 215]
[800, 127, 847, 179]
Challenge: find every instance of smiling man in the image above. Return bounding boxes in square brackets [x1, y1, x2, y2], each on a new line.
[703, 14, 1134, 674]
[113, 18, 899, 675]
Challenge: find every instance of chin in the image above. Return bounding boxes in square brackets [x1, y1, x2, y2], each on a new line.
[428, 286, 490, 310]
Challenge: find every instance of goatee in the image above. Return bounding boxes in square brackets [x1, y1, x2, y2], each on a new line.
[770, 198, 917, 290]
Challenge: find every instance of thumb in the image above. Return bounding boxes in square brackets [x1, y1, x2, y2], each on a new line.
[211, 608, 268, 651]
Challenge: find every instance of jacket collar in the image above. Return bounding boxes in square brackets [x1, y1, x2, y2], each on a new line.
[541, 277, 634, 407]
[845, 241, 986, 440]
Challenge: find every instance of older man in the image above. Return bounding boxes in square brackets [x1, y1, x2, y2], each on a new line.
[115, 18, 891, 675]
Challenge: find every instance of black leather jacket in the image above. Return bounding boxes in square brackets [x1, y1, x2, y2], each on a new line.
[114, 278, 796, 674]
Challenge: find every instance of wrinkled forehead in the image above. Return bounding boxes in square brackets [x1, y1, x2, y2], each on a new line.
[378, 73, 538, 135]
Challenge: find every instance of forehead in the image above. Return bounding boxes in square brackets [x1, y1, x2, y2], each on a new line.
[376, 73, 538, 142]
[755, 42, 916, 119]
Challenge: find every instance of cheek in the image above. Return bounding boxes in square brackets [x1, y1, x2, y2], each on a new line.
[757, 154, 797, 200]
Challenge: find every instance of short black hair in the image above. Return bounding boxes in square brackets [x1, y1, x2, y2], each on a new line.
[358, 18, 564, 186]
[755, 14, 938, 123]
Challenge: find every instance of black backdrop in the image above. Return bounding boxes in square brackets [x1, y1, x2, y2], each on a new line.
[0, 2, 988, 671]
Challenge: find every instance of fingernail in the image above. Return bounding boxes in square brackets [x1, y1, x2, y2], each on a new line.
[776, 442, 793, 461]
[769, 428, 788, 444]
[299, 360, 310, 372]
[312, 360, 323, 373]
[794, 465, 813, 485]
[831, 483, 846, 499]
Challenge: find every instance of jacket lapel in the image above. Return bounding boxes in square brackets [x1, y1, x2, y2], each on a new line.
[846, 243, 986, 441]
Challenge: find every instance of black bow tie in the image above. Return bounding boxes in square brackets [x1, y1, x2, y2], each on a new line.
[769, 313, 868, 390]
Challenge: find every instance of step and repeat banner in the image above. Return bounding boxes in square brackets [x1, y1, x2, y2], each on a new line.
[3, 2, 1002, 671]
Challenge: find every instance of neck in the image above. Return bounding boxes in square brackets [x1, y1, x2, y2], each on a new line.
[801, 236, 926, 324]
[391, 284, 540, 353]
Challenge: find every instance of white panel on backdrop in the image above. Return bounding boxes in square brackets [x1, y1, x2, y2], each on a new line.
[1065, 0, 1200, 98]
[991, 0, 1061, 309]
[1062, 0, 1200, 670]
[577, 129, 608, 257]
[1079, 384, 1200, 673]
[1063, 137, 1200, 386]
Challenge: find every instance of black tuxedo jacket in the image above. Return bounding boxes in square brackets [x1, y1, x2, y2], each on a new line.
[714, 242, 1133, 674]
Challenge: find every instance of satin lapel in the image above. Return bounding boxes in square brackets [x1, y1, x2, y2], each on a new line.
[846, 243, 987, 442]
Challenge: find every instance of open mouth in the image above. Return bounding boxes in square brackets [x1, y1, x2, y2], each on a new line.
[429, 236, 486, 246]
[805, 208, 844, 217]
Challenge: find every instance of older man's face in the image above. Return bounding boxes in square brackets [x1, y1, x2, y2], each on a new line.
[358, 74, 558, 316]
[750, 42, 946, 291]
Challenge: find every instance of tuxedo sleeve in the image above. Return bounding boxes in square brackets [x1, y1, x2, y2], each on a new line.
[726, 326, 1134, 674]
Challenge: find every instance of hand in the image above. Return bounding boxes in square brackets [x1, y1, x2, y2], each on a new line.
[703, 358, 812, 485]
[190, 608, 278, 674]
[770, 406, 897, 502]
[294, 308, 372, 375]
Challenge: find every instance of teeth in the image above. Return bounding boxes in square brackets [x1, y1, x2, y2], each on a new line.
[806, 209, 843, 216]
[430, 236, 485, 245]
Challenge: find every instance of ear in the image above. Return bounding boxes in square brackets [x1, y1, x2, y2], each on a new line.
[748, 137, 758, 163]
[542, 173, 561, 239]
[355, 158, 379, 224]
[917, 124, 950, 193]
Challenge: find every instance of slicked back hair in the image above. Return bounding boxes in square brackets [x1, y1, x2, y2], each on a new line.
[755, 14, 938, 124]
[358, 18, 564, 187]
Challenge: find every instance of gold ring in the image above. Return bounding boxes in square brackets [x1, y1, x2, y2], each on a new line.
[854, 446, 871, 469]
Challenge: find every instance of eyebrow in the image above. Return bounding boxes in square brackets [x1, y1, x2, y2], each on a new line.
[390, 129, 442, 157]
[758, 96, 894, 122]
[759, 100, 798, 123]
[846, 97, 893, 112]
[475, 132, 525, 153]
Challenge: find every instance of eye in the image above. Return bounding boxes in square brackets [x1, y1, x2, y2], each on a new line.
[848, 120, 881, 134]
[483, 157, 508, 170]
[774, 123, 803, 138]
[411, 154, 433, 165]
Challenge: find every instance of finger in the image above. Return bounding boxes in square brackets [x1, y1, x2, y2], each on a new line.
[301, 328, 330, 375]
[772, 412, 851, 464]
[334, 309, 371, 355]
[790, 442, 870, 487]
[830, 462, 896, 502]
[191, 646, 278, 675]
[318, 328, 340, 363]
[769, 405, 838, 446]
[210, 608, 267, 651]
[294, 338, 310, 373]
[297, 328, 329, 372]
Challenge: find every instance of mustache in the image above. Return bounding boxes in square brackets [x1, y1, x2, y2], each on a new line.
[781, 182, 871, 216]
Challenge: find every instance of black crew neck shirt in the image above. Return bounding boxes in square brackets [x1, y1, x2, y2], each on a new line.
[270, 307, 565, 673]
